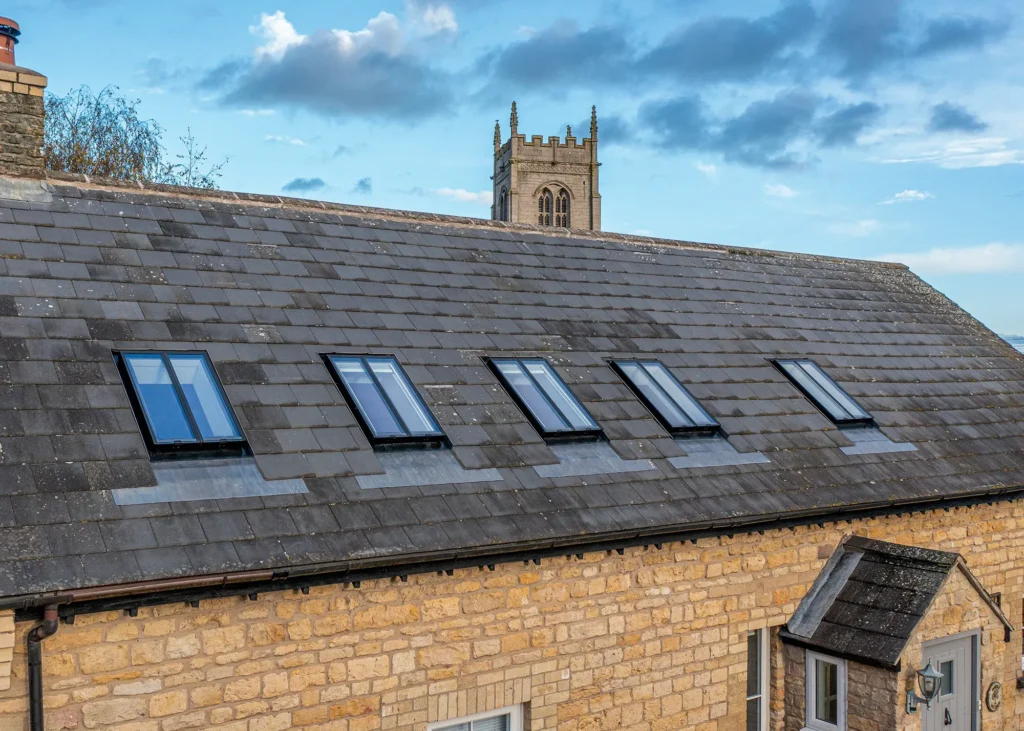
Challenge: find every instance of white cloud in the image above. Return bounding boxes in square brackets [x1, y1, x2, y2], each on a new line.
[252, 10, 404, 62]
[332, 11, 403, 56]
[880, 189, 934, 205]
[883, 138, 1024, 169]
[435, 188, 492, 205]
[265, 134, 307, 146]
[252, 11, 307, 60]
[516, 26, 537, 38]
[828, 219, 881, 237]
[875, 243, 1024, 275]
[696, 162, 717, 179]
[239, 109, 275, 117]
[409, 2, 458, 35]
[764, 183, 798, 199]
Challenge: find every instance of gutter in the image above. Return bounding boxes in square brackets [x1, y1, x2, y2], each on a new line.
[8, 483, 1022, 724]
[6, 481, 1024, 622]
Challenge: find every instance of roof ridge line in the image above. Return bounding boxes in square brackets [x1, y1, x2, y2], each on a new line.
[32, 171, 910, 271]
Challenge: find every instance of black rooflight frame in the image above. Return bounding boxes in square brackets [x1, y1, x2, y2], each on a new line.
[484, 356, 604, 443]
[608, 359, 723, 439]
[113, 350, 250, 459]
[772, 358, 875, 428]
[322, 353, 449, 450]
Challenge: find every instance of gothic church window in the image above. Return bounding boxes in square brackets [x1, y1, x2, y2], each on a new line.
[555, 189, 570, 227]
[498, 189, 508, 221]
[538, 188, 552, 225]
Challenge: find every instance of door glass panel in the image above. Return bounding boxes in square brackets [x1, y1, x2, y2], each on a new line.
[168, 355, 241, 440]
[746, 698, 761, 731]
[125, 354, 195, 443]
[746, 631, 760, 697]
[940, 660, 953, 696]
[814, 659, 838, 725]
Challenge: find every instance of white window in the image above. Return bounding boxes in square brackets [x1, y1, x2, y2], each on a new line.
[747, 629, 769, 731]
[429, 705, 523, 731]
[805, 651, 846, 731]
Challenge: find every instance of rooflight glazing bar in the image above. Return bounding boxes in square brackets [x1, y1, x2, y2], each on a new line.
[641, 361, 718, 427]
[611, 359, 720, 436]
[325, 354, 445, 446]
[118, 351, 246, 454]
[362, 358, 414, 436]
[521, 360, 597, 431]
[516, 361, 575, 432]
[775, 359, 873, 426]
[487, 357, 601, 439]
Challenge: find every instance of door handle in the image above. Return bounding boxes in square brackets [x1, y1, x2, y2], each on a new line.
[943, 708, 952, 726]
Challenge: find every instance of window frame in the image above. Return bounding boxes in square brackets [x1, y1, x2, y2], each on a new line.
[485, 357, 603, 442]
[805, 650, 847, 731]
[773, 359, 874, 428]
[747, 628, 770, 731]
[555, 188, 570, 227]
[322, 353, 448, 449]
[427, 704, 523, 731]
[114, 350, 248, 458]
[538, 188, 553, 226]
[609, 359, 721, 438]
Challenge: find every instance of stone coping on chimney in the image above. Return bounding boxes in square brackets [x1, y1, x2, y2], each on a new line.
[0, 61, 46, 93]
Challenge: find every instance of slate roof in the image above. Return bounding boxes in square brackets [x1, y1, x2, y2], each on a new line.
[2, 172, 1024, 600]
[781, 536, 1012, 667]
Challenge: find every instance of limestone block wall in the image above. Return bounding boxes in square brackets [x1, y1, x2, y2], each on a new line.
[0, 501, 1021, 731]
[897, 568, 1011, 731]
[0, 65, 46, 179]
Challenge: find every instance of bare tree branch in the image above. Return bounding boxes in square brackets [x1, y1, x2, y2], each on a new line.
[43, 85, 227, 189]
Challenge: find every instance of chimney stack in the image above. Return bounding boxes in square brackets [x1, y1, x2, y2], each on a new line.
[0, 17, 18, 65]
[0, 17, 48, 179]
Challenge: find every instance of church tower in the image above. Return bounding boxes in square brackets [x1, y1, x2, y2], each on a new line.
[492, 102, 601, 231]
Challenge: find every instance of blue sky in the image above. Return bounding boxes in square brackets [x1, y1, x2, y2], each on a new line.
[11, 0, 1024, 333]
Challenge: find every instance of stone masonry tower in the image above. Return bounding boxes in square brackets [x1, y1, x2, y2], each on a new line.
[492, 102, 601, 231]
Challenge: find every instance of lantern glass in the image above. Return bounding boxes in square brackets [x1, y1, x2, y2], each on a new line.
[917, 661, 943, 702]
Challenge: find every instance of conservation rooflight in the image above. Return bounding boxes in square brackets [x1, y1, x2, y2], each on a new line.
[774, 359, 873, 426]
[115, 352, 246, 455]
[487, 357, 601, 440]
[325, 355, 445, 447]
[611, 359, 719, 436]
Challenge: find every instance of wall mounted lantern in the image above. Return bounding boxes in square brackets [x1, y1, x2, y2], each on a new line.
[906, 661, 944, 713]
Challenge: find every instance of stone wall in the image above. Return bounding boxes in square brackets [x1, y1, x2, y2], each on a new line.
[897, 568, 1011, 731]
[0, 65, 45, 179]
[0, 500, 1022, 731]
[493, 132, 601, 231]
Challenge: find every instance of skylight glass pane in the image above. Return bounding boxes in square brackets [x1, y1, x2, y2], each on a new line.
[617, 361, 691, 428]
[168, 355, 241, 441]
[800, 362, 871, 421]
[495, 360, 570, 433]
[523, 360, 598, 430]
[641, 362, 719, 428]
[366, 357, 441, 436]
[779, 361, 852, 421]
[124, 354, 195, 443]
[331, 357, 405, 438]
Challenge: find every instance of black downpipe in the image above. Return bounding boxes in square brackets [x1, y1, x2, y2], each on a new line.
[27, 605, 58, 731]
